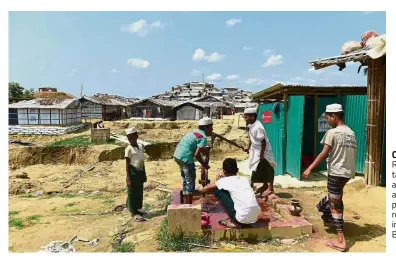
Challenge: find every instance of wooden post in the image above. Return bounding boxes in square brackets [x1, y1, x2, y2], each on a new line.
[365, 57, 386, 186]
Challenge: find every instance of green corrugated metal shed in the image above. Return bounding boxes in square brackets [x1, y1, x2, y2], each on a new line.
[255, 84, 367, 180]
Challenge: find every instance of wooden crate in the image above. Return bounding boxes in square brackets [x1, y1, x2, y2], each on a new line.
[91, 128, 110, 143]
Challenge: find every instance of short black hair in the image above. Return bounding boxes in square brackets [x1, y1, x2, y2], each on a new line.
[223, 158, 238, 175]
[325, 111, 344, 120]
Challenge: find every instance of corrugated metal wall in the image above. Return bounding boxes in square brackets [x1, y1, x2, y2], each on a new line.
[315, 96, 339, 171]
[257, 102, 285, 176]
[340, 95, 367, 174]
[285, 96, 305, 179]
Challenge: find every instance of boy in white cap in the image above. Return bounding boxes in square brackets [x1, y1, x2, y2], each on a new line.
[243, 107, 277, 198]
[173, 117, 213, 204]
[303, 103, 356, 252]
[125, 127, 147, 222]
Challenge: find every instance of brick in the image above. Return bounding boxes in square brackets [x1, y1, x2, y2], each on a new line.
[167, 204, 201, 236]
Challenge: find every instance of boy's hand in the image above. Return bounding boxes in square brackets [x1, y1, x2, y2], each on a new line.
[302, 169, 311, 180]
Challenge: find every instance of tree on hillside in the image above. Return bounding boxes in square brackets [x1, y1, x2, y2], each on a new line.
[9, 82, 35, 103]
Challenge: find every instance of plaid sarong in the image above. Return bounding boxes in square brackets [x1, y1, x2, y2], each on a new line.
[317, 175, 350, 233]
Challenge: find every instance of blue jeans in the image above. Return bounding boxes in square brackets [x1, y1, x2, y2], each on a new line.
[174, 158, 196, 195]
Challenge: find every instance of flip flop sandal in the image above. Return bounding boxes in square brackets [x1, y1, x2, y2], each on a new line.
[134, 215, 147, 222]
[325, 240, 347, 252]
[218, 219, 237, 229]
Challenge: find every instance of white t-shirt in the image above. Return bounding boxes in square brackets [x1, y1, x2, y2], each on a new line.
[247, 120, 276, 171]
[124, 143, 145, 170]
[215, 176, 260, 224]
[321, 125, 357, 179]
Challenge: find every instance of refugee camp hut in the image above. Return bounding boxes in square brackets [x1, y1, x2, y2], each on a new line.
[251, 84, 367, 179]
[309, 34, 386, 186]
[8, 97, 81, 126]
[130, 98, 179, 120]
[174, 102, 205, 120]
[80, 94, 132, 121]
[192, 95, 234, 117]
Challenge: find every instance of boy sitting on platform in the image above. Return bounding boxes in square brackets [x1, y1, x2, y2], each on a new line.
[200, 158, 260, 228]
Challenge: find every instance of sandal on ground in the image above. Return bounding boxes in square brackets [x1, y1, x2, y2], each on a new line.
[218, 219, 237, 229]
[133, 215, 147, 222]
[325, 240, 347, 252]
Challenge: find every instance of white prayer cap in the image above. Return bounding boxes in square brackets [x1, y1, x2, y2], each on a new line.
[325, 104, 343, 113]
[244, 107, 257, 114]
[125, 127, 137, 135]
[198, 117, 213, 126]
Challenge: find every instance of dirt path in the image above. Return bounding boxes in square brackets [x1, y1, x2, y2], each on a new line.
[8, 116, 386, 252]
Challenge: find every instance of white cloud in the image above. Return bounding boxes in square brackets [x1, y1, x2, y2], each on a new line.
[190, 69, 201, 76]
[243, 46, 252, 51]
[308, 67, 324, 74]
[192, 48, 225, 63]
[192, 48, 206, 61]
[308, 79, 317, 83]
[225, 18, 242, 27]
[127, 58, 150, 69]
[262, 55, 284, 68]
[120, 19, 169, 37]
[244, 78, 266, 85]
[263, 49, 274, 55]
[207, 52, 225, 62]
[111, 68, 119, 73]
[207, 73, 222, 81]
[69, 68, 78, 76]
[272, 74, 279, 78]
[225, 74, 240, 80]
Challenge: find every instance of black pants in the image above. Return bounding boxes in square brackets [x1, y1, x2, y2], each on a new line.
[126, 167, 147, 214]
[250, 158, 275, 185]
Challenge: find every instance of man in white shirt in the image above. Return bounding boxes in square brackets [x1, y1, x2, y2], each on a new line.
[125, 127, 147, 222]
[243, 107, 277, 198]
[200, 158, 260, 228]
[303, 104, 356, 252]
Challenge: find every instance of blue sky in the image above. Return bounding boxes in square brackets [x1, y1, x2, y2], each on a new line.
[9, 11, 386, 98]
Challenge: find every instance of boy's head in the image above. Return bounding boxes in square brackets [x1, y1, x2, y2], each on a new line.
[125, 127, 138, 144]
[243, 107, 257, 125]
[325, 104, 344, 128]
[222, 158, 238, 176]
[198, 117, 213, 136]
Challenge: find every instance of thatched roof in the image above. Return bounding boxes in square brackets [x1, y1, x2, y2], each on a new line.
[33, 91, 75, 100]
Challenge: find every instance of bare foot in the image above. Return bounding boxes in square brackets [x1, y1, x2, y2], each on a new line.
[325, 239, 347, 252]
[262, 189, 274, 197]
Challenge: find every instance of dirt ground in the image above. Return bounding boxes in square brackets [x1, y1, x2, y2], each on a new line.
[8, 115, 386, 253]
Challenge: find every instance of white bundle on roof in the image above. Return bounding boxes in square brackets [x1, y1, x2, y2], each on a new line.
[341, 41, 362, 55]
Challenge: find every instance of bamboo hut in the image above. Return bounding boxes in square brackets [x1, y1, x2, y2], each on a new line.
[309, 34, 386, 186]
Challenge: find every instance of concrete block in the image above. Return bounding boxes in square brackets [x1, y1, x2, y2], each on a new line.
[167, 204, 201, 236]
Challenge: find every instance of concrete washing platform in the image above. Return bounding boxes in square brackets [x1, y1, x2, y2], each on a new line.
[167, 190, 313, 241]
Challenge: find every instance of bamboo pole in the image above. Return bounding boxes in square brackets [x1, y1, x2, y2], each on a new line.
[313, 95, 318, 157]
[365, 58, 386, 186]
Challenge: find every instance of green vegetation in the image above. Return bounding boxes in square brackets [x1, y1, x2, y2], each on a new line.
[9, 212, 41, 229]
[9, 218, 25, 229]
[157, 218, 209, 252]
[65, 202, 78, 207]
[20, 194, 35, 198]
[111, 242, 135, 252]
[48, 135, 125, 147]
[9, 211, 19, 216]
